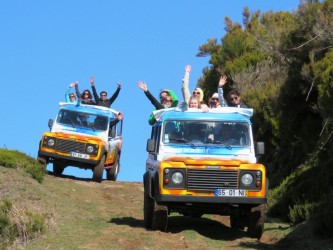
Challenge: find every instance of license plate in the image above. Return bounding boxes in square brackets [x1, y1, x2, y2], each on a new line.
[70, 152, 89, 159]
[214, 189, 247, 197]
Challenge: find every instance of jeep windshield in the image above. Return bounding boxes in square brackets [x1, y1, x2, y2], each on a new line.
[57, 110, 108, 131]
[163, 120, 250, 146]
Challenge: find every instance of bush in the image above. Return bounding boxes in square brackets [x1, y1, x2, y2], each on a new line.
[289, 203, 314, 225]
[0, 198, 46, 248]
[0, 148, 45, 183]
[0, 199, 19, 248]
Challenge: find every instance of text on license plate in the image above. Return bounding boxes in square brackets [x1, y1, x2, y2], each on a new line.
[70, 152, 89, 159]
[214, 189, 247, 197]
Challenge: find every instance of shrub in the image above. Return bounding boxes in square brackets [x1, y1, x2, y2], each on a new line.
[288, 203, 314, 225]
[0, 199, 19, 248]
[0, 148, 45, 183]
[0, 198, 47, 248]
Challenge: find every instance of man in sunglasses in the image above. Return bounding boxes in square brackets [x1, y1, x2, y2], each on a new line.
[218, 75, 247, 108]
[90, 76, 121, 108]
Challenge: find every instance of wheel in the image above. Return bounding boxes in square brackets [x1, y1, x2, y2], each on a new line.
[152, 202, 168, 231]
[106, 154, 119, 181]
[230, 214, 245, 230]
[143, 191, 154, 229]
[247, 204, 266, 240]
[92, 155, 105, 183]
[189, 212, 203, 218]
[53, 162, 65, 176]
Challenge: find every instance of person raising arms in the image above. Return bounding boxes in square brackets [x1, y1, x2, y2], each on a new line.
[74, 82, 96, 105]
[65, 81, 77, 103]
[181, 64, 208, 108]
[137, 81, 178, 125]
[217, 75, 247, 108]
[90, 76, 122, 108]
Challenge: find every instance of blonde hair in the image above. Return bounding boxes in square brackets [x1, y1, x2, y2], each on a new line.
[188, 96, 201, 108]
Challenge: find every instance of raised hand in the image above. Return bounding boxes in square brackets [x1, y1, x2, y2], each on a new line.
[137, 81, 148, 92]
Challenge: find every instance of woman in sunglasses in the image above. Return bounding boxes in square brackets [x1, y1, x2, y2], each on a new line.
[181, 65, 208, 108]
[74, 82, 96, 105]
[65, 81, 78, 103]
[137, 81, 178, 125]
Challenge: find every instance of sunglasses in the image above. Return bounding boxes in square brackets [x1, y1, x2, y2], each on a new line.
[211, 98, 219, 101]
[70, 95, 75, 98]
[101, 94, 107, 96]
[84, 92, 89, 95]
[229, 96, 239, 101]
[162, 99, 172, 103]
[193, 91, 200, 95]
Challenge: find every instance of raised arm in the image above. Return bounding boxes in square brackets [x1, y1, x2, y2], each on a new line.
[90, 76, 100, 102]
[65, 81, 77, 102]
[108, 82, 122, 105]
[181, 65, 191, 105]
[218, 75, 228, 107]
[137, 81, 163, 110]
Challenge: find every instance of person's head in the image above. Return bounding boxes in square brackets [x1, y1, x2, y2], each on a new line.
[100, 91, 107, 100]
[192, 87, 204, 102]
[161, 96, 173, 108]
[209, 93, 219, 108]
[69, 93, 76, 102]
[159, 89, 170, 101]
[82, 89, 92, 99]
[188, 97, 200, 108]
[227, 89, 241, 107]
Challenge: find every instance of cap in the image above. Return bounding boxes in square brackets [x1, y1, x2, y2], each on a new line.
[211, 93, 219, 99]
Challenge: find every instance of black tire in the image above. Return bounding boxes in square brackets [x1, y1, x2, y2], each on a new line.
[152, 202, 168, 231]
[143, 191, 154, 229]
[53, 163, 65, 176]
[92, 155, 105, 183]
[189, 212, 203, 218]
[106, 154, 119, 181]
[247, 204, 266, 240]
[230, 215, 245, 230]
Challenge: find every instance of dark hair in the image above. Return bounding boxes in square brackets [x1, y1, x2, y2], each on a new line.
[100, 91, 107, 96]
[81, 89, 92, 99]
[227, 89, 241, 99]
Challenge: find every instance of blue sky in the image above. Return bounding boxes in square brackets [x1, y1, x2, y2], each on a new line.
[0, 1, 300, 182]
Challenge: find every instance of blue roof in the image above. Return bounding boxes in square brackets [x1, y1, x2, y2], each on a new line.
[58, 102, 115, 117]
[155, 108, 252, 123]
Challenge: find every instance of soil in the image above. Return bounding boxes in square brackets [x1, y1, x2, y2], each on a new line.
[1, 167, 323, 250]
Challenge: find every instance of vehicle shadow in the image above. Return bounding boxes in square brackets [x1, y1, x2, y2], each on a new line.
[46, 170, 92, 182]
[109, 215, 248, 241]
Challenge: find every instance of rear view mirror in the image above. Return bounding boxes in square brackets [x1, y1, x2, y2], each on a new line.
[110, 129, 116, 138]
[146, 139, 156, 152]
[255, 142, 265, 155]
[48, 119, 53, 131]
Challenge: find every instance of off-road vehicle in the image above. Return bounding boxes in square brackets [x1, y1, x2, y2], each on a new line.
[38, 102, 123, 182]
[143, 107, 267, 239]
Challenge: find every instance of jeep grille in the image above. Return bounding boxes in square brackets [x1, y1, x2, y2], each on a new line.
[187, 169, 238, 191]
[56, 139, 86, 153]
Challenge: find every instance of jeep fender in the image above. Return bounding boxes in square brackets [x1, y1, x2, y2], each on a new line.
[143, 171, 159, 199]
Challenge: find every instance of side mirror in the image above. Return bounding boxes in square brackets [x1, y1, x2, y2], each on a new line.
[255, 142, 265, 155]
[110, 129, 116, 138]
[146, 139, 156, 152]
[48, 119, 53, 131]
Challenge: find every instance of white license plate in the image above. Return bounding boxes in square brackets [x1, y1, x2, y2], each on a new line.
[70, 152, 89, 159]
[214, 189, 247, 197]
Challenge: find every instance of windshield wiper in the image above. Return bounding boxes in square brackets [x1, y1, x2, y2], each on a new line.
[172, 137, 205, 148]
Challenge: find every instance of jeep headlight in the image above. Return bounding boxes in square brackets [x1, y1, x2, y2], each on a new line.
[171, 172, 184, 184]
[86, 145, 94, 153]
[241, 173, 253, 186]
[47, 138, 55, 147]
